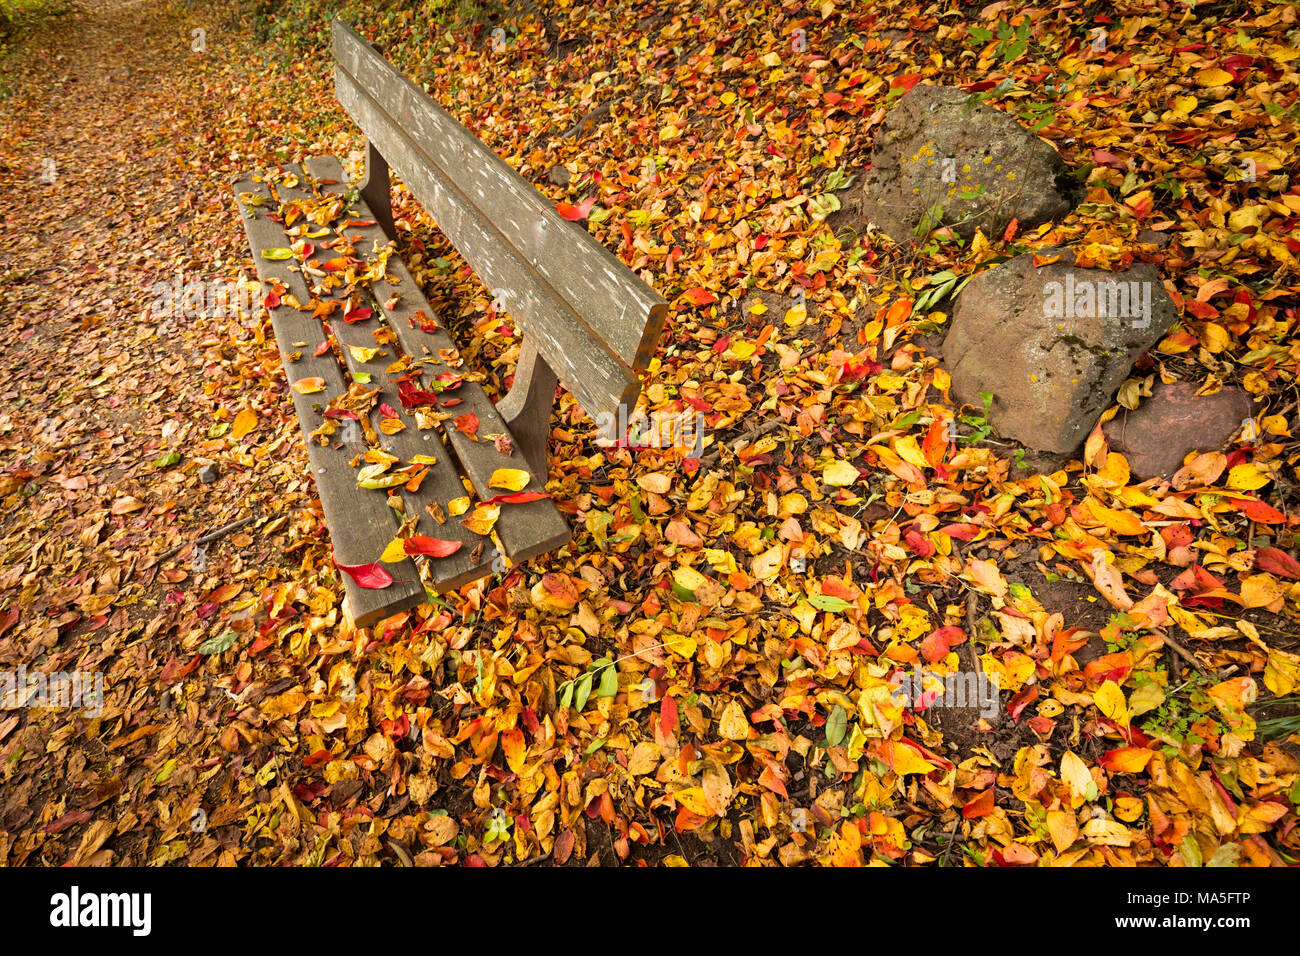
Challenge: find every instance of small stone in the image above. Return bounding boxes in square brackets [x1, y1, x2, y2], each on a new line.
[198, 464, 220, 484]
[547, 164, 571, 187]
[1103, 381, 1253, 479]
[1136, 229, 1171, 248]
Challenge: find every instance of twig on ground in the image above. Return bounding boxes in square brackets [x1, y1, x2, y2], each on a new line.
[158, 513, 260, 563]
[695, 418, 787, 469]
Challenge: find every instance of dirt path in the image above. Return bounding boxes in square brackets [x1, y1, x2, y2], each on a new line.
[0, 0, 323, 864]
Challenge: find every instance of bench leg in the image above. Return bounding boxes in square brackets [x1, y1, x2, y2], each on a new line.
[360, 140, 395, 239]
[497, 336, 557, 478]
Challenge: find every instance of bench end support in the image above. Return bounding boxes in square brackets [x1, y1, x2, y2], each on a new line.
[497, 336, 557, 477]
[360, 139, 395, 239]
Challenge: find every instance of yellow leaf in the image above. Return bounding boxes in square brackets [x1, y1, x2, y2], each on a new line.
[673, 567, 709, 592]
[751, 543, 784, 583]
[1201, 322, 1230, 353]
[636, 472, 672, 494]
[1093, 450, 1130, 489]
[488, 468, 531, 492]
[1060, 751, 1093, 802]
[380, 539, 408, 563]
[448, 496, 470, 517]
[1086, 498, 1145, 536]
[1095, 680, 1129, 727]
[1240, 573, 1283, 609]
[823, 459, 859, 487]
[1227, 462, 1271, 491]
[348, 345, 381, 362]
[730, 341, 757, 360]
[1195, 67, 1234, 86]
[231, 408, 258, 440]
[893, 435, 930, 471]
[717, 699, 751, 740]
[291, 377, 325, 394]
[885, 741, 937, 776]
[461, 503, 500, 535]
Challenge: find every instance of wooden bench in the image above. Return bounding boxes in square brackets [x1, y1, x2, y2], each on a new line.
[232, 20, 668, 627]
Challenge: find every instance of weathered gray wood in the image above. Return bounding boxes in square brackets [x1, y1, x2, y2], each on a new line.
[274, 163, 493, 591]
[332, 20, 669, 435]
[303, 156, 571, 566]
[360, 140, 395, 239]
[232, 169, 426, 627]
[496, 337, 559, 477]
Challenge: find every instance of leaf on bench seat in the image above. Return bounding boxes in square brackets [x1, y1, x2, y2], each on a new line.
[336, 562, 396, 589]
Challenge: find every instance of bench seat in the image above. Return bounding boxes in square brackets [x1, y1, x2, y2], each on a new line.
[234, 157, 570, 626]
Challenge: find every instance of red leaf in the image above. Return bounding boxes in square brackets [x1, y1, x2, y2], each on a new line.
[336, 562, 394, 589]
[1236, 496, 1285, 524]
[681, 287, 717, 306]
[403, 536, 463, 558]
[343, 306, 374, 324]
[961, 787, 995, 819]
[920, 625, 966, 663]
[313, 340, 331, 357]
[556, 197, 596, 221]
[659, 695, 678, 740]
[397, 380, 439, 408]
[454, 413, 479, 439]
[1256, 547, 1300, 581]
[482, 491, 550, 505]
[891, 72, 923, 92]
[379, 403, 400, 419]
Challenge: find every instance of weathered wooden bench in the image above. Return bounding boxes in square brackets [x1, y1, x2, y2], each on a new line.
[232, 20, 667, 626]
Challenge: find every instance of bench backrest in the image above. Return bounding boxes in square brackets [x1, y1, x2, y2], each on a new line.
[331, 21, 668, 439]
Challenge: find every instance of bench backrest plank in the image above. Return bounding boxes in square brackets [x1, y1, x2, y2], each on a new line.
[332, 21, 668, 435]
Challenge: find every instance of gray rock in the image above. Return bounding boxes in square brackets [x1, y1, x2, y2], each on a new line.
[547, 164, 571, 187]
[942, 249, 1177, 455]
[846, 85, 1080, 244]
[1103, 381, 1253, 479]
[198, 464, 220, 484]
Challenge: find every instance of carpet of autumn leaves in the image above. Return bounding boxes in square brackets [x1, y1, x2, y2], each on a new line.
[0, 0, 1298, 867]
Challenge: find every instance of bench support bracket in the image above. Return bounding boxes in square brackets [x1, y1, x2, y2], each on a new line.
[497, 336, 557, 478]
[360, 139, 395, 238]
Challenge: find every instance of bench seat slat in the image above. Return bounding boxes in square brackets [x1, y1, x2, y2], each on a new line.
[232, 171, 426, 627]
[302, 156, 572, 566]
[270, 163, 497, 591]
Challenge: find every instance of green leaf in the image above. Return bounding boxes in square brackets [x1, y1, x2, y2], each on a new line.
[808, 593, 853, 613]
[597, 664, 619, 698]
[826, 705, 848, 746]
[558, 680, 574, 711]
[261, 247, 294, 260]
[153, 451, 182, 469]
[198, 629, 237, 655]
[574, 672, 594, 712]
